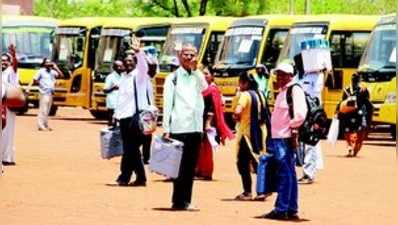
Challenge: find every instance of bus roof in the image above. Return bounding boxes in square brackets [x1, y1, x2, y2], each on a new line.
[171, 16, 235, 31]
[58, 17, 111, 29]
[234, 14, 309, 28]
[290, 14, 379, 31]
[2, 15, 57, 27]
[101, 17, 176, 30]
[377, 13, 396, 25]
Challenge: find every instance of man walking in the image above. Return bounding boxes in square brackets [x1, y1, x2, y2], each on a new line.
[33, 58, 63, 131]
[262, 63, 307, 220]
[162, 44, 207, 210]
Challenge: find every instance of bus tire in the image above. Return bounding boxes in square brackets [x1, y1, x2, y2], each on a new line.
[89, 110, 108, 120]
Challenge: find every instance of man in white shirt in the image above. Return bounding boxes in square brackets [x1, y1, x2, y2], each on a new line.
[1, 45, 20, 166]
[1, 81, 25, 174]
[103, 60, 124, 126]
[162, 44, 208, 210]
[111, 38, 149, 187]
[33, 58, 63, 131]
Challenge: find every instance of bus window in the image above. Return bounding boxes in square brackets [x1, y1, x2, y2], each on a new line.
[328, 31, 369, 89]
[53, 28, 87, 79]
[160, 26, 206, 72]
[217, 27, 263, 68]
[202, 32, 224, 67]
[330, 31, 370, 68]
[261, 29, 288, 69]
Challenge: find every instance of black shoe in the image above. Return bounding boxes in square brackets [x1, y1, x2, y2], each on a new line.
[262, 210, 288, 220]
[130, 180, 146, 187]
[2, 161, 16, 166]
[287, 212, 300, 220]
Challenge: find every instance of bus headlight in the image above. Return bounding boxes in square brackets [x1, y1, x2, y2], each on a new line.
[385, 92, 396, 103]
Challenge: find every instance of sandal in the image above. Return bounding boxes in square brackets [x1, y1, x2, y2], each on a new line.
[254, 193, 271, 201]
[235, 192, 252, 201]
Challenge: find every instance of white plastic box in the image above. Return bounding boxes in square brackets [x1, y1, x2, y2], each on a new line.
[301, 39, 332, 73]
[100, 127, 123, 159]
[149, 136, 184, 178]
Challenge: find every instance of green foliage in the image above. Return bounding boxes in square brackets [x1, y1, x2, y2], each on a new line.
[33, 0, 396, 18]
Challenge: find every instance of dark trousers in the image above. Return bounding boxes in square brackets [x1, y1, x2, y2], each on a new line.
[108, 109, 115, 126]
[170, 132, 202, 207]
[118, 117, 146, 184]
[268, 138, 298, 214]
[237, 138, 258, 194]
[142, 134, 152, 163]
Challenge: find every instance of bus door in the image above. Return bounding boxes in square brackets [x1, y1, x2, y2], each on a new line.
[325, 31, 370, 118]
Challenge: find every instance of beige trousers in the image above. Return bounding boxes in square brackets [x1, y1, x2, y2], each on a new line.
[38, 94, 53, 129]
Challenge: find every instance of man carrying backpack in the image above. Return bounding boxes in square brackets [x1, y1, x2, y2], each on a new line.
[261, 63, 307, 221]
[296, 69, 326, 184]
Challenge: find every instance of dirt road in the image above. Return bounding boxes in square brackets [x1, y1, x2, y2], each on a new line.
[1, 108, 397, 225]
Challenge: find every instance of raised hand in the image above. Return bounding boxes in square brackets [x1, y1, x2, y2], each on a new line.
[131, 37, 141, 53]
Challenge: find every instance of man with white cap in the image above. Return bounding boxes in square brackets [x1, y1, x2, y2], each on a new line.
[261, 62, 307, 220]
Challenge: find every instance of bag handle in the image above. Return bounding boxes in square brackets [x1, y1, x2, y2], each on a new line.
[133, 76, 140, 113]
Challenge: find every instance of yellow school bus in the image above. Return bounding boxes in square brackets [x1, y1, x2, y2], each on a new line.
[52, 17, 109, 114]
[275, 15, 378, 119]
[154, 16, 235, 113]
[90, 17, 176, 118]
[212, 15, 305, 114]
[1, 15, 57, 114]
[357, 14, 396, 138]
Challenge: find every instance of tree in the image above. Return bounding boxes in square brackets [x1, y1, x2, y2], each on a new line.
[33, 0, 396, 18]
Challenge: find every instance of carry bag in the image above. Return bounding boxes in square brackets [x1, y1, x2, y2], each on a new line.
[100, 126, 123, 159]
[256, 154, 278, 194]
[149, 135, 183, 178]
[129, 76, 158, 134]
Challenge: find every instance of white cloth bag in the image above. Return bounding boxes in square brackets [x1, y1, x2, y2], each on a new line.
[327, 117, 340, 146]
[149, 136, 183, 178]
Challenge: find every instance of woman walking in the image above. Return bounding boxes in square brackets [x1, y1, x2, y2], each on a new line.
[195, 67, 234, 180]
[338, 73, 373, 157]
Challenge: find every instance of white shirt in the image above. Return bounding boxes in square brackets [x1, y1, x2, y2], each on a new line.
[114, 51, 149, 119]
[34, 68, 58, 95]
[2, 67, 19, 86]
[104, 71, 122, 109]
[162, 67, 208, 134]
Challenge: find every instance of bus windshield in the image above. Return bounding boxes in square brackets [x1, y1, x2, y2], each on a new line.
[53, 27, 87, 78]
[1, 26, 53, 68]
[160, 26, 205, 71]
[216, 26, 263, 67]
[360, 24, 396, 70]
[95, 28, 131, 77]
[278, 25, 328, 62]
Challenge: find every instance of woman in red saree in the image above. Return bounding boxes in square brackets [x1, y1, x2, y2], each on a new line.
[195, 67, 234, 180]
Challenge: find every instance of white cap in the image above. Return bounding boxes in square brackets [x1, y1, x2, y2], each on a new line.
[274, 62, 294, 74]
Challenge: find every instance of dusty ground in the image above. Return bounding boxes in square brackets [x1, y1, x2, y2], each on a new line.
[1, 108, 397, 225]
